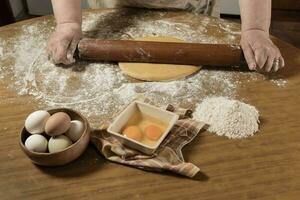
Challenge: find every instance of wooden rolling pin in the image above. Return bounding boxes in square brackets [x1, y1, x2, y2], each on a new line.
[77, 38, 245, 66]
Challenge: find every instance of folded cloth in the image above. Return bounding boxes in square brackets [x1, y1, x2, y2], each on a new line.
[91, 104, 206, 178]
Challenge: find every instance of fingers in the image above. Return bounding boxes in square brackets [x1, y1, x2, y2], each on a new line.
[266, 47, 285, 72]
[53, 42, 70, 65]
[265, 55, 276, 72]
[70, 34, 82, 55]
[279, 56, 285, 68]
[264, 47, 278, 72]
[254, 48, 268, 71]
[241, 42, 256, 70]
[272, 56, 285, 72]
[65, 34, 82, 65]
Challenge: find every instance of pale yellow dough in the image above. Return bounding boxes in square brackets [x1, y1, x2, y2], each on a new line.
[118, 36, 201, 81]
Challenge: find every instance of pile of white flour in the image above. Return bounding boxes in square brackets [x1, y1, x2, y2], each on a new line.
[193, 97, 260, 139]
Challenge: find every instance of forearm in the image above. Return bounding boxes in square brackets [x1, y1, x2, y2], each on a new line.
[239, 0, 271, 33]
[51, 0, 82, 25]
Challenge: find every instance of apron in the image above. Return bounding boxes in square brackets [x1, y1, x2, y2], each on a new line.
[87, 0, 220, 17]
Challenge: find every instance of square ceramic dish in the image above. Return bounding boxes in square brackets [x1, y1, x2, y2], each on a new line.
[107, 101, 179, 155]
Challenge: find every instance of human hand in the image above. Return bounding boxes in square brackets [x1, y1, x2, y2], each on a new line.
[47, 22, 82, 65]
[240, 30, 284, 72]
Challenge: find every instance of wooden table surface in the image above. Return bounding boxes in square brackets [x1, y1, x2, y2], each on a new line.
[0, 9, 300, 200]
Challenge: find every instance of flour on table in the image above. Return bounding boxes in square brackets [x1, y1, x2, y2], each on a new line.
[269, 78, 288, 87]
[193, 97, 260, 139]
[0, 10, 286, 127]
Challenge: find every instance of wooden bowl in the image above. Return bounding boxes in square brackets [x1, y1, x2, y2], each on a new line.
[19, 108, 91, 166]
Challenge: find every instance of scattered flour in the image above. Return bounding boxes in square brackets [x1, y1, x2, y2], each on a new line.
[270, 78, 287, 87]
[0, 10, 286, 128]
[193, 97, 260, 139]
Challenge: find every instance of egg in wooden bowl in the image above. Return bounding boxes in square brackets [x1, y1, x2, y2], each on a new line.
[19, 108, 90, 166]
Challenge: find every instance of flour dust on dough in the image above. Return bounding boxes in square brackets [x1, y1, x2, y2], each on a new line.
[119, 36, 201, 81]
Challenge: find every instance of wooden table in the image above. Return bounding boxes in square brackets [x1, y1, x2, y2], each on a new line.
[0, 9, 300, 200]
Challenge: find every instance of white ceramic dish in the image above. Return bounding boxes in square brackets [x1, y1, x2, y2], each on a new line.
[107, 101, 179, 155]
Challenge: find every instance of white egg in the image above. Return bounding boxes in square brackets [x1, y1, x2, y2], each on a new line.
[25, 134, 48, 153]
[48, 135, 73, 153]
[65, 120, 84, 142]
[25, 110, 50, 134]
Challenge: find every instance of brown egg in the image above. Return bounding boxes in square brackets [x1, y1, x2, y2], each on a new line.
[145, 125, 163, 141]
[123, 126, 143, 142]
[45, 112, 71, 136]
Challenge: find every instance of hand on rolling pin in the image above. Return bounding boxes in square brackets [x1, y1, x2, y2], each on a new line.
[47, 0, 82, 65]
[47, 23, 82, 65]
[241, 30, 284, 72]
[239, 0, 285, 72]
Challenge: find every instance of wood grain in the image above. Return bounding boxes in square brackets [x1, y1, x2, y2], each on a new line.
[0, 8, 300, 200]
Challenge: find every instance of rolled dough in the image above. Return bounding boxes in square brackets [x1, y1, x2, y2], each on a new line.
[119, 36, 201, 81]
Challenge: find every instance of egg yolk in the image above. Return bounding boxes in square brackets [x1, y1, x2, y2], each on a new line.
[123, 126, 143, 141]
[145, 125, 163, 141]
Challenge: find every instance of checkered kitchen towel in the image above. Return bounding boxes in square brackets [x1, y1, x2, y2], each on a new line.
[91, 104, 206, 178]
